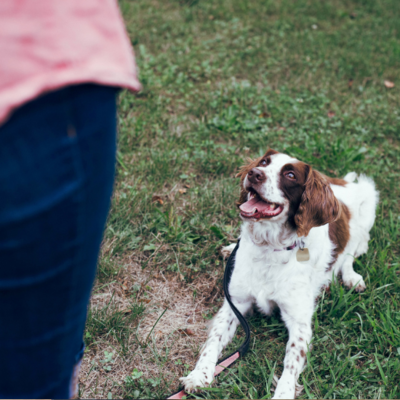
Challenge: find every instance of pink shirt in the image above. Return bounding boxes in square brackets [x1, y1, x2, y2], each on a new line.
[0, 0, 141, 125]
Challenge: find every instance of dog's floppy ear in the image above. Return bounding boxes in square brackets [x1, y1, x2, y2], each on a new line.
[294, 167, 341, 237]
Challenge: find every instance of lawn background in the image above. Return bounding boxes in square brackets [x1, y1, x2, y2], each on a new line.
[80, 0, 400, 398]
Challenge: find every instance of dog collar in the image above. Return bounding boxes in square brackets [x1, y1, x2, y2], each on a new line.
[273, 240, 310, 262]
[274, 242, 297, 252]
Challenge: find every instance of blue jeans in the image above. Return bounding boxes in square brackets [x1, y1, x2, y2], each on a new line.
[0, 84, 118, 398]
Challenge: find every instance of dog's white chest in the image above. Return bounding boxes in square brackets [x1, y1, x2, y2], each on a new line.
[231, 242, 321, 312]
[237, 251, 296, 298]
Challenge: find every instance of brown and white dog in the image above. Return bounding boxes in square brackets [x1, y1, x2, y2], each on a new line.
[180, 149, 378, 398]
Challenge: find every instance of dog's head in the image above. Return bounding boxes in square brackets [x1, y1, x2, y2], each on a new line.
[237, 149, 341, 237]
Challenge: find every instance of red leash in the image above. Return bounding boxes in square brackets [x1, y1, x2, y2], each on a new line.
[167, 352, 240, 399]
[167, 242, 249, 399]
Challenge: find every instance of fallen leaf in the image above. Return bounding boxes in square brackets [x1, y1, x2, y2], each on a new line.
[178, 189, 187, 194]
[180, 273, 185, 281]
[384, 80, 395, 88]
[151, 195, 163, 205]
[120, 308, 132, 314]
[140, 299, 151, 304]
[327, 111, 335, 118]
[184, 184, 191, 188]
[350, 12, 356, 19]
[121, 284, 128, 291]
[208, 15, 214, 20]
[348, 79, 354, 88]
[177, 328, 195, 336]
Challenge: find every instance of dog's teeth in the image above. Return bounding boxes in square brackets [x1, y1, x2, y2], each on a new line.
[270, 203, 276, 210]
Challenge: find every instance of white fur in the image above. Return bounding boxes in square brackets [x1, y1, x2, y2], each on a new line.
[180, 154, 378, 398]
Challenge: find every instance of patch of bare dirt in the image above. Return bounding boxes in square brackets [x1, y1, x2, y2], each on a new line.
[78, 259, 221, 398]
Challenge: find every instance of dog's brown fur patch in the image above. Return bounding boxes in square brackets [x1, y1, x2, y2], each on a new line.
[327, 202, 351, 271]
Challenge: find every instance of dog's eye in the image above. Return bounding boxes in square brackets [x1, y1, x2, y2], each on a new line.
[259, 159, 267, 166]
[285, 171, 296, 180]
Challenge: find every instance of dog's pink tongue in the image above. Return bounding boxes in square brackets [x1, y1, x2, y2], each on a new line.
[239, 197, 271, 213]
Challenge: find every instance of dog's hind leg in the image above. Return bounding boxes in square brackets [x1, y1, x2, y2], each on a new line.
[332, 231, 367, 292]
[180, 298, 252, 392]
[337, 252, 366, 292]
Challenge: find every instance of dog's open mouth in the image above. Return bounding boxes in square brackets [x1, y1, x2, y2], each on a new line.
[239, 190, 283, 219]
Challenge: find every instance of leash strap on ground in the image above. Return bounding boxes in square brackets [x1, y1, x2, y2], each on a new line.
[167, 240, 251, 399]
[222, 240, 251, 355]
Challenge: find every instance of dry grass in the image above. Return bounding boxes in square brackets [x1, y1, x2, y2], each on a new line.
[78, 255, 223, 398]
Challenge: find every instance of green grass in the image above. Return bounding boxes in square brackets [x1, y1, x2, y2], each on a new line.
[84, 0, 400, 398]
[85, 295, 145, 353]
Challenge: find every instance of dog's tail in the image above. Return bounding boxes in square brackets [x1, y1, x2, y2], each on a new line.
[346, 173, 379, 233]
[343, 171, 357, 183]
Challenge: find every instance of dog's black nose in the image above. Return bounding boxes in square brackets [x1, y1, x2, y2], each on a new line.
[248, 168, 266, 184]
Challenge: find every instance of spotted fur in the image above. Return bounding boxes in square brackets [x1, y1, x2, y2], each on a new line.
[180, 150, 378, 398]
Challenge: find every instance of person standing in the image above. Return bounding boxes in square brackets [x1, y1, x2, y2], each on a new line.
[0, 1, 141, 397]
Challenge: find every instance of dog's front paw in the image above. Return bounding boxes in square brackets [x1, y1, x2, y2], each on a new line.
[343, 271, 366, 292]
[179, 369, 213, 393]
[272, 374, 301, 399]
[221, 243, 236, 259]
[273, 383, 295, 399]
